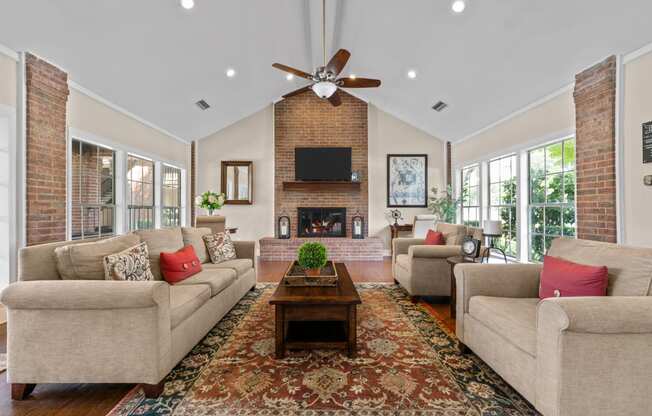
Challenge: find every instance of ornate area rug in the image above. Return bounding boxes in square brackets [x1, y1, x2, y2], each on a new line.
[108, 284, 538, 415]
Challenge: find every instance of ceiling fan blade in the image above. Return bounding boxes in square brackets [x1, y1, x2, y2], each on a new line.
[327, 90, 342, 107]
[272, 63, 313, 80]
[325, 49, 351, 76]
[338, 77, 381, 88]
[282, 85, 312, 99]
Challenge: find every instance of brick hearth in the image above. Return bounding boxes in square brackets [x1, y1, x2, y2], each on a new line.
[259, 237, 385, 262]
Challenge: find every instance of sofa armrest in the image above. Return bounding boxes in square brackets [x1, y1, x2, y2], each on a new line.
[1, 280, 173, 385]
[536, 297, 652, 415]
[409, 245, 462, 259]
[392, 238, 425, 258]
[455, 263, 541, 342]
[233, 240, 255, 265]
[0, 280, 169, 310]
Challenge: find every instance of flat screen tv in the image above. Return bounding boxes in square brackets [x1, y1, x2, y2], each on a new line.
[295, 147, 352, 181]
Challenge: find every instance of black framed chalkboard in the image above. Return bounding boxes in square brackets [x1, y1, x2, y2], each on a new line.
[644, 121, 652, 164]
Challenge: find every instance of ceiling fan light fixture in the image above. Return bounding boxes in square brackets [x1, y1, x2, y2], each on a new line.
[312, 81, 338, 99]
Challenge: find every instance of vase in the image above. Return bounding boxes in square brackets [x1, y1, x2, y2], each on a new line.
[304, 268, 322, 277]
[208, 209, 214, 216]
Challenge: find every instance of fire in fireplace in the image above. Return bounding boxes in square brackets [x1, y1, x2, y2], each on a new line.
[298, 208, 347, 238]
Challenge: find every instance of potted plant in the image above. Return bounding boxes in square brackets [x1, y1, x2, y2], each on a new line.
[297, 242, 328, 277]
[195, 191, 226, 215]
[428, 185, 463, 223]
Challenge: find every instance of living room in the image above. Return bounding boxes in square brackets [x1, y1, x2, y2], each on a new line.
[1, 1, 652, 415]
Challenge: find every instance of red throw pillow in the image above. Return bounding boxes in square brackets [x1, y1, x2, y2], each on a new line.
[539, 255, 608, 299]
[160, 245, 202, 284]
[424, 230, 445, 245]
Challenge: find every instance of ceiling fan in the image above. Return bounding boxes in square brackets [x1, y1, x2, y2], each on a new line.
[272, 0, 381, 107]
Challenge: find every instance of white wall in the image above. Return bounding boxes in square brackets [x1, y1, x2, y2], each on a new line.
[368, 105, 446, 251]
[195, 103, 446, 254]
[623, 50, 652, 247]
[452, 89, 575, 168]
[0, 53, 16, 108]
[196, 105, 275, 247]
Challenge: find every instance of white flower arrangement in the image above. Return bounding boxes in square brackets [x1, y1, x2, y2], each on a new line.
[196, 191, 226, 215]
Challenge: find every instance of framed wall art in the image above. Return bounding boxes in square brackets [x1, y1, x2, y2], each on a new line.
[386, 154, 428, 208]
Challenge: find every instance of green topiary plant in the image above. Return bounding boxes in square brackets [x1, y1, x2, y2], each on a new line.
[297, 242, 328, 274]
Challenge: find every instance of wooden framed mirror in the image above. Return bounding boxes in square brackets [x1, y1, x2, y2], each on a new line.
[221, 161, 253, 205]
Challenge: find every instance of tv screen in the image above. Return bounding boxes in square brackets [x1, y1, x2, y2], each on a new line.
[295, 147, 352, 181]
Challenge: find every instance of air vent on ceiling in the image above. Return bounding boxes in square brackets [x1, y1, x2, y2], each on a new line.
[432, 101, 448, 112]
[195, 99, 211, 110]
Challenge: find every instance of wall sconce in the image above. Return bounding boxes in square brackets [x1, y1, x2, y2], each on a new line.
[278, 215, 291, 239]
[352, 212, 364, 239]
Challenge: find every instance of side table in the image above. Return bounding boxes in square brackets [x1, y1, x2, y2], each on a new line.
[389, 223, 414, 256]
[446, 256, 480, 319]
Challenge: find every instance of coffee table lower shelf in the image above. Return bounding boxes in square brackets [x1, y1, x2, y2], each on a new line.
[274, 305, 357, 359]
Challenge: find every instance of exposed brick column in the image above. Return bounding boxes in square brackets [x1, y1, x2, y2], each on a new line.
[25, 53, 69, 245]
[573, 56, 617, 243]
[190, 140, 197, 226]
[446, 141, 452, 188]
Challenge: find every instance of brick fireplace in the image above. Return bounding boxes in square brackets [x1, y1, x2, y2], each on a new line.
[259, 90, 384, 261]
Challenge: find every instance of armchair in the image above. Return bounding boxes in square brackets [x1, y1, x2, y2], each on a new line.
[392, 222, 483, 300]
[455, 237, 652, 416]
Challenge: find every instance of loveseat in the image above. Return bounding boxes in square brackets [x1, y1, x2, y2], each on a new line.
[392, 222, 483, 299]
[455, 238, 652, 416]
[0, 227, 256, 400]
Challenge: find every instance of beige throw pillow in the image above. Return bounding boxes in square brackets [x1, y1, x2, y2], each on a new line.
[103, 242, 154, 281]
[54, 234, 141, 280]
[203, 231, 237, 264]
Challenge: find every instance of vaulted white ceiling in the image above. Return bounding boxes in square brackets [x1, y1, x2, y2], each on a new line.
[1, 0, 652, 142]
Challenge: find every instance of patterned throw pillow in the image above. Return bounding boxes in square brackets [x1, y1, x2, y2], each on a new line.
[103, 242, 154, 281]
[202, 231, 237, 264]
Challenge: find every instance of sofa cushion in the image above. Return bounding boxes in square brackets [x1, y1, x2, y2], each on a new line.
[55, 234, 141, 280]
[468, 296, 539, 356]
[181, 227, 212, 263]
[135, 228, 184, 280]
[203, 232, 237, 264]
[206, 259, 254, 276]
[170, 284, 211, 329]
[176, 267, 237, 296]
[435, 222, 467, 246]
[547, 237, 652, 296]
[103, 242, 154, 281]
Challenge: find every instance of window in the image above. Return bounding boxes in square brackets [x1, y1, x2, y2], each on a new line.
[488, 155, 518, 258]
[528, 138, 576, 261]
[71, 139, 115, 240]
[0, 115, 11, 288]
[127, 155, 155, 231]
[460, 164, 481, 227]
[161, 164, 182, 227]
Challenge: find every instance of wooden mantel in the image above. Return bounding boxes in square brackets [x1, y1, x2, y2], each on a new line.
[282, 181, 361, 191]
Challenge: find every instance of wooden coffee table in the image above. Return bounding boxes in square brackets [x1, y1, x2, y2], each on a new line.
[269, 263, 362, 358]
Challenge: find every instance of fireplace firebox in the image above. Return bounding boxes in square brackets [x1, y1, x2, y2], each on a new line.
[298, 208, 347, 238]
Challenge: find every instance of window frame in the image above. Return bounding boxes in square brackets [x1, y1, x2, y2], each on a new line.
[487, 154, 519, 259]
[127, 154, 156, 231]
[527, 137, 576, 262]
[460, 163, 482, 227]
[70, 138, 116, 240]
[160, 163, 182, 228]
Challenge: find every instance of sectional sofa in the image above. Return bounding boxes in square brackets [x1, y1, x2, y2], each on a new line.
[0, 227, 256, 400]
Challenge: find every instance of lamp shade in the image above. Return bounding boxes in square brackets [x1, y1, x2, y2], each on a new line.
[483, 220, 502, 236]
[311, 81, 337, 99]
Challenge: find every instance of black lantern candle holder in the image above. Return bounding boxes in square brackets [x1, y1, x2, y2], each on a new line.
[278, 215, 291, 239]
[352, 212, 364, 239]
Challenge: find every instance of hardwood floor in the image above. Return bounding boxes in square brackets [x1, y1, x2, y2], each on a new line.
[0, 258, 455, 416]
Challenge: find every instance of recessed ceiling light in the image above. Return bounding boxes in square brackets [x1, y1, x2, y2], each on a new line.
[226, 68, 236, 78]
[451, 0, 466, 13]
[286, 73, 294, 81]
[180, 0, 194, 10]
[349, 74, 357, 80]
[407, 70, 417, 79]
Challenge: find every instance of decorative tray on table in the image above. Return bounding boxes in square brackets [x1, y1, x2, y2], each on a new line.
[283, 261, 339, 287]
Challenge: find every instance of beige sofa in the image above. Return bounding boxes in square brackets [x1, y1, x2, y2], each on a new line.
[455, 238, 652, 416]
[392, 222, 483, 299]
[0, 227, 256, 400]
